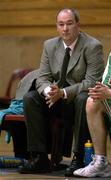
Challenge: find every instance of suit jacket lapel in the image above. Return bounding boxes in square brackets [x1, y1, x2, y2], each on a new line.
[67, 33, 84, 73]
[55, 39, 65, 68]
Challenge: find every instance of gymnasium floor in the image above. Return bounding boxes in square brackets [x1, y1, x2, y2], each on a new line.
[0, 131, 111, 180]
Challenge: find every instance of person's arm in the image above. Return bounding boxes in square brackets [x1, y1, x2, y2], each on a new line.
[36, 41, 54, 95]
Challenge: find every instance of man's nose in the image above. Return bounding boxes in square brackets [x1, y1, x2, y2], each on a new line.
[63, 24, 68, 30]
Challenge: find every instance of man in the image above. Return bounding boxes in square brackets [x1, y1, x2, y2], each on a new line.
[74, 53, 111, 177]
[18, 8, 104, 175]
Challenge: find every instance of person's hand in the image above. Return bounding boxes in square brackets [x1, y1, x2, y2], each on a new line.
[88, 82, 111, 100]
[45, 84, 64, 108]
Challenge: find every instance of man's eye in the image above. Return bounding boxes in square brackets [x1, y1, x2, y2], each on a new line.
[67, 23, 73, 25]
[58, 23, 73, 27]
[59, 24, 64, 26]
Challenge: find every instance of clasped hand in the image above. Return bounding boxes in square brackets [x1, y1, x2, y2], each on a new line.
[88, 82, 111, 100]
[45, 84, 64, 108]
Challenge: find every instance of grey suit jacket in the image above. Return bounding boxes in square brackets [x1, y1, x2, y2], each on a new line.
[36, 32, 104, 102]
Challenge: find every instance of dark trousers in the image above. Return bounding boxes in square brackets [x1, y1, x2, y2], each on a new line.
[73, 92, 91, 159]
[23, 90, 91, 159]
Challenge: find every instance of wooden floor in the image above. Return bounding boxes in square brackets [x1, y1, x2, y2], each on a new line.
[0, 131, 111, 180]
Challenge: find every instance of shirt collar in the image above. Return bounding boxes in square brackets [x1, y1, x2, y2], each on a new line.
[63, 37, 78, 52]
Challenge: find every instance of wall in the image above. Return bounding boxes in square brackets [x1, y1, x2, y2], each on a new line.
[0, 0, 111, 95]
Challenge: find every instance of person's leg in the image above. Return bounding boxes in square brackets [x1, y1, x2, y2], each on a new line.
[24, 91, 48, 153]
[73, 92, 91, 157]
[65, 92, 91, 176]
[86, 98, 107, 155]
[18, 90, 51, 173]
[74, 98, 111, 177]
